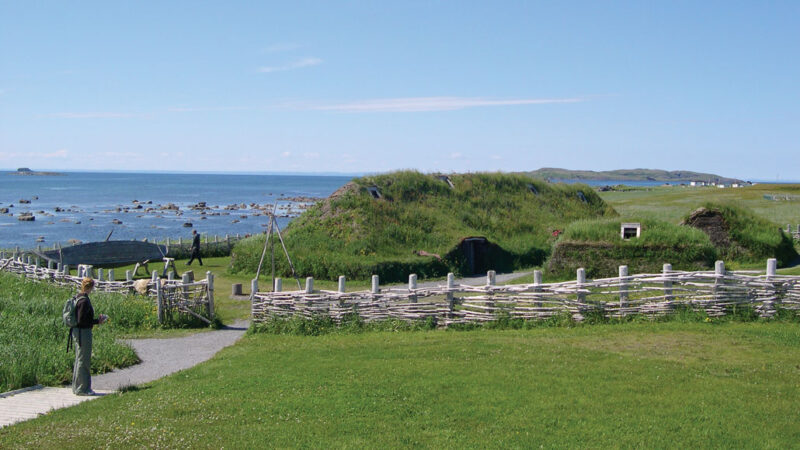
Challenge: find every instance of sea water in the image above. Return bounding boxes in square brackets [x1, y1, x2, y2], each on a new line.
[0, 172, 351, 249]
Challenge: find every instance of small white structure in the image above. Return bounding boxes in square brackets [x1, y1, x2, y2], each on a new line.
[620, 222, 641, 239]
[690, 181, 705, 187]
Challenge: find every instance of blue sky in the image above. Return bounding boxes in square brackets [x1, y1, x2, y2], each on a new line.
[1, 1, 798, 179]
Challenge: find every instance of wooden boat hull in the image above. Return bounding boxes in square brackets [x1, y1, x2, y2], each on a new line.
[35, 241, 168, 267]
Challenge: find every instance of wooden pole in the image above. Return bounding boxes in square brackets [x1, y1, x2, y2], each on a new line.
[663, 263, 673, 302]
[206, 271, 215, 320]
[156, 275, 164, 323]
[618, 265, 628, 307]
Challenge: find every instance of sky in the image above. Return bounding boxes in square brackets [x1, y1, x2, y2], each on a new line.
[1, 1, 798, 179]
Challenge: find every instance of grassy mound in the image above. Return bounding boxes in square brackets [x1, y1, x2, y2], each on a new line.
[682, 203, 797, 266]
[232, 171, 616, 282]
[547, 218, 717, 279]
[547, 203, 798, 279]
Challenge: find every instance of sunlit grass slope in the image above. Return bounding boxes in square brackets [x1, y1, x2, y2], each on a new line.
[232, 171, 616, 282]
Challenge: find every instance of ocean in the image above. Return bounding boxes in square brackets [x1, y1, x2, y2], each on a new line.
[0, 172, 352, 249]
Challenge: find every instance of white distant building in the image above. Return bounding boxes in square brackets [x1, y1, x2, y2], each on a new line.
[731, 183, 740, 188]
[717, 184, 726, 188]
[690, 181, 705, 187]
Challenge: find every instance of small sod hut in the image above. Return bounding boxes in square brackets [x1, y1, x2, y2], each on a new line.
[232, 171, 617, 282]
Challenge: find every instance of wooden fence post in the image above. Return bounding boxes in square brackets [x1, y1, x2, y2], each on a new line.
[155, 275, 164, 323]
[487, 270, 496, 286]
[274, 278, 282, 292]
[533, 270, 543, 308]
[408, 274, 418, 303]
[126, 270, 132, 282]
[338, 276, 346, 293]
[371, 275, 380, 294]
[97, 268, 104, 281]
[181, 272, 191, 301]
[250, 278, 258, 300]
[663, 263, 673, 302]
[576, 268, 586, 303]
[618, 265, 628, 308]
[766, 258, 777, 279]
[446, 273, 455, 313]
[713, 260, 725, 304]
[206, 271, 215, 320]
[305, 277, 313, 294]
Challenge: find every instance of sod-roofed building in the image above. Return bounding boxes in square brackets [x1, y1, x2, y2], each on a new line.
[232, 171, 617, 282]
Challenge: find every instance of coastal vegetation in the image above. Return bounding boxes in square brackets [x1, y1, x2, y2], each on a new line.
[0, 271, 202, 392]
[547, 203, 796, 278]
[3, 320, 800, 447]
[231, 171, 616, 282]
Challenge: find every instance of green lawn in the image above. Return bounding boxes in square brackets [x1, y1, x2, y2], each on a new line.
[599, 183, 800, 225]
[2, 322, 799, 447]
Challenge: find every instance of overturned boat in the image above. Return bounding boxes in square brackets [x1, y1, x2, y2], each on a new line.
[33, 240, 168, 268]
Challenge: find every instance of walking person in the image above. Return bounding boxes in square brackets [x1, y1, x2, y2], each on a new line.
[187, 229, 203, 266]
[72, 277, 108, 396]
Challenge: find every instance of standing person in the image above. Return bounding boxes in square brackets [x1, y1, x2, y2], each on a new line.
[187, 229, 203, 266]
[72, 277, 108, 396]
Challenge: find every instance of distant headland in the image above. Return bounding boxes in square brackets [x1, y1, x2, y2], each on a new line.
[8, 167, 63, 176]
[527, 168, 745, 184]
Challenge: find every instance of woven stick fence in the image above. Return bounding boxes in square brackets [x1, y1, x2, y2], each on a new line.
[252, 259, 800, 326]
[0, 252, 214, 324]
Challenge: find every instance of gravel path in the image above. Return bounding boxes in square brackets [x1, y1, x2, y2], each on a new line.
[92, 320, 249, 391]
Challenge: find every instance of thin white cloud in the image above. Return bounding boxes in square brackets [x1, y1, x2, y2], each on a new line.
[258, 57, 322, 73]
[50, 112, 143, 119]
[42, 149, 68, 159]
[263, 43, 302, 53]
[304, 96, 584, 113]
[450, 152, 464, 160]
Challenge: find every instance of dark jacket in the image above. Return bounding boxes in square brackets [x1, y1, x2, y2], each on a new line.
[191, 234, 201, 251]
[75, 293, 99, 329]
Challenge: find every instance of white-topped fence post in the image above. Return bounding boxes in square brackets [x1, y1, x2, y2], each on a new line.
[338, 275, 346, 294]
[305, 277, 314, 294]
[206, 271, 215, 320]
[408, 273, 418, 303]
[487, 270, 496, 286]
[446, 272, 456, 313]
[618, 265, 628, 308]
[663, 263, 673, 303]
[371, 275, 380, 294]
[533, 270, 543, 308]
[274, 277, 282, 292]
[155, 274, 164, 323]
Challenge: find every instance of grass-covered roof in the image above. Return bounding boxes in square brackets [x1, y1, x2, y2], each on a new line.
[232, 170, 616, 281]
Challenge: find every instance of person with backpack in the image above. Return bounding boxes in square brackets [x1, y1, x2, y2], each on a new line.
[69, 277, 108, 396]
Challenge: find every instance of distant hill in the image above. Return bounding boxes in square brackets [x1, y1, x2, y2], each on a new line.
[527, 168, 744, 184]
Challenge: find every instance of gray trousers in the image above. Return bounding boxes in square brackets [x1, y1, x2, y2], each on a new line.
[72, 327, 93, 395]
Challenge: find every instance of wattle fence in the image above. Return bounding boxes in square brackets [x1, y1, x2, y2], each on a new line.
[251, 259, 800, 326]
[0, 252, 215, 324]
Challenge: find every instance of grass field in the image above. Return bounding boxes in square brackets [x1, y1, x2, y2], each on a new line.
[2, 321, 799, 447]
[598, 183, 800, 225]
